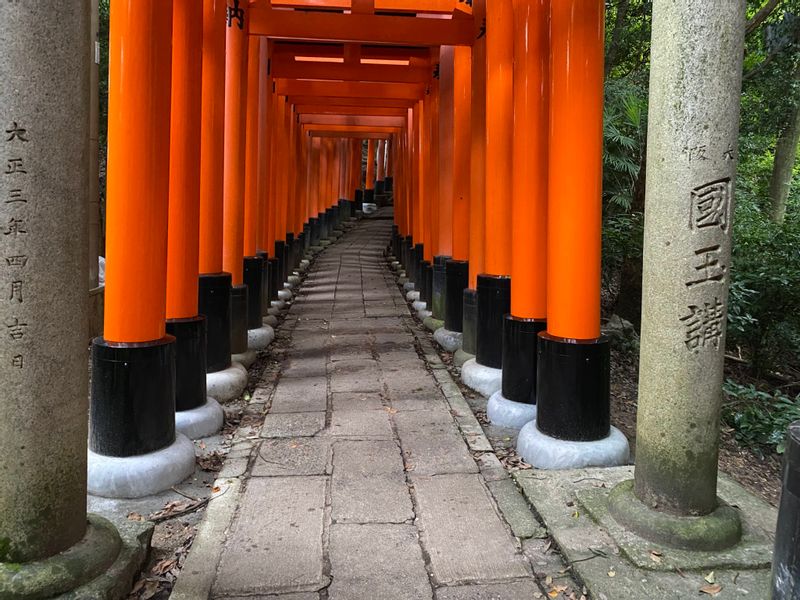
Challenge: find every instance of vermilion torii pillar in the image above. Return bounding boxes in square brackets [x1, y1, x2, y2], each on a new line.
[365, 138, 377, 207]
[455, 0, 487, 368]
[89, 0, 196, 499]
[461, 0, 514, 397]
[488, 0, 549, 429]
[223, 1, 250, 358]
[199, 0, 248, 401]
[376, 139, 387, 195]
[518, 0, 629, 469]
[166, 0, 224, 440]
[435, 45, 472, 353]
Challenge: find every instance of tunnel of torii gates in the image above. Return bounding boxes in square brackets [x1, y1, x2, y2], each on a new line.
[0, 0, 769, 596]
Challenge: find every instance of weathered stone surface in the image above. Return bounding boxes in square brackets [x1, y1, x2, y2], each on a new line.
[214, 477, 328, 596]
[412, 474, 531, 584]
[486, 479, 547, 539]
[636, 1, 747, 515]
[331, 440, 413, 523]
[331, 391, 384, 411]
[329, 408, 394, 439]
[252, 438, 332, 476]
[328, 524, 432, 599]
[270, 376, 328, 413]
[261, 412, 326, 438]
[434, 581, 541, 600]
[395, 411, 477, 475]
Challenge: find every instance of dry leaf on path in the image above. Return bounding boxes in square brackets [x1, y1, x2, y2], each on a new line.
[700, 584, 723, 596]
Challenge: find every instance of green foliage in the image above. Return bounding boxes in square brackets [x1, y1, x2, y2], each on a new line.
[722, 379, 800, 454]
[729, 145, 800, 372]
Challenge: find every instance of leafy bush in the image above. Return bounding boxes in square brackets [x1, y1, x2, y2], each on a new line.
[722, 379, 800, 454]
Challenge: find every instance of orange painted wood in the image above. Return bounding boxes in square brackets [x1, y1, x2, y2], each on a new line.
[296, 105, 408, 117]
[426, 76, 440, 261]
[299, 115, 406, 127]
[438, 46, 455, 257]
[366, 139, 376, 190]
[256, 39, 271, 255]
[451, 45, 471, 261]
[468, 0, 487, 287]
[276, 79, 425, 101]
[376, 140, 386, 182]
[290, 96, 416, 109]
[199, 0, 226, 275]
[222, 7, 248, 286]
[511, 0, 549, 319]
[547, 0, 604, 340]
[249, 5, 474, 46]
[272, 56, 430, 84]
[167, 0, 203, 320]
[243, 34, 261, 258]
[484, 0, 513, 277]
[105, 0, 173, 343]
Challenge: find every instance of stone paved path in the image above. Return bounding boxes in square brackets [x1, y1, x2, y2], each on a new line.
[207, 216, 552, 599]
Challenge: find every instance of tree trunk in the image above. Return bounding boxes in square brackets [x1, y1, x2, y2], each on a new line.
[605, 0, 631, 78]
[769, 81, 800, 224]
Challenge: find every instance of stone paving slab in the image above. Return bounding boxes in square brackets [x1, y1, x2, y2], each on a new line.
[270, 376, 328, 413]
[328, 524, 433, 599]
[331, 440, 414, 524]
[261, 412, 326, 438]
[434, 581, 541, 600]
[412, 474, 531, 584]
[328, 408, 394, 438]
[213, 477, 329, 596]
[252, 438, 332, 477]
[395, 410, 478, 475]
[331, 391, 384, 411]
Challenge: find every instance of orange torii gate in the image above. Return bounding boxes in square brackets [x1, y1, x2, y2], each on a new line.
[82, 0, 622, 513]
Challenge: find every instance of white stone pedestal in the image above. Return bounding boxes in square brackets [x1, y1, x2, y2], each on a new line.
[176, 397, 225, 439]
[516, 421, 630, 470]
[433, 328, 462, 353]
[207, 362, 248, 401]
[248, 325, 274, 350]
[88, 434, 196, 499]
[487, 391, 537, 430]
[461, 359, 502, 397]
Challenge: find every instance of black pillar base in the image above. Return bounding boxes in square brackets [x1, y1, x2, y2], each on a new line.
[413, 243, 424, 284]
[376, 180, 385, 195]
[403, 236, 413, 273]
[445, 259, 469, 332]
[310, 217, 320, 246]
[536, 333, 611, 442]
[355, 189, 364, 212]
[364, 188, 375, 206]
[166, 315, 208, 413]
[230, 284, 249, 355]
[286, 233, 295, 272]
[462, 288, 478, 355]
[773, 422, 800, 599]
[432, 255, 451, 320]
[423, 261, 434, 306]
[90, 336, 176, 457]
[385, 176, 394, 192]
[257, 251, 271, 316]
[419, 261, 432, 305]
[268, 257, 280, 301]
[198, 272, 232, 373]
[274, 241, 286, 285]
[243, 256, 264, 329]
[303, 224, 312, 250]
[501, 316, 547, 405]
[476, 274, 511, 369]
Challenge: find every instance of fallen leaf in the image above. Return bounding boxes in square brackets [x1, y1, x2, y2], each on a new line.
[705, 571, 716, 584]
[545, 575, 553, 585]
[649, 550, 663, 564]
[700, 584, 723, 596]
[127, 512, 144, 521]
[607, 569, 616, 578]
[547, 591, 559, 599]
[212, 486, 221, 494]
[572, 511, 580, 519]
[198, 440, 206, 450]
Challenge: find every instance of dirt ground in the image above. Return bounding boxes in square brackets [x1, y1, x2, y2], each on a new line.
[609, 344, 783, 507]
